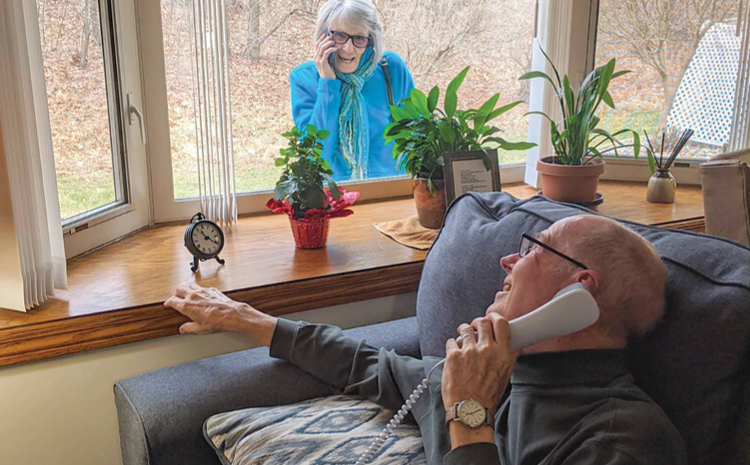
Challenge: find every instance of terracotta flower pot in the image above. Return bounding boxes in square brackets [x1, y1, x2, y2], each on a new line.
[289, 217, 329, 249]
[536, 157, 606, 204]
[412, 178, 446, 229]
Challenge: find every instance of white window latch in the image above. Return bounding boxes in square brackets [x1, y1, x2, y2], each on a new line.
[127, 93, 146, 145]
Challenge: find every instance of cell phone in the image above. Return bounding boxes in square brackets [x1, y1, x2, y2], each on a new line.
[321, 32, 336, 65]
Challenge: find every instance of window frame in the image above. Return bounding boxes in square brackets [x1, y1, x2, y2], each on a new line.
[139, 0, 528, 224]
[60, 0, 151, 258]
[54, 0, 129, 233]
[526, 0, 710, 187]
[582, 0, 723, 185]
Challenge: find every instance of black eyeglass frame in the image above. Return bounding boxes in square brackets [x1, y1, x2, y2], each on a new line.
[328, 30, 372, 49]
[519, 233, 588, 270]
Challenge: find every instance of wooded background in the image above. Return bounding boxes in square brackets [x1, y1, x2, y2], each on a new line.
[36, 0, 736, 217]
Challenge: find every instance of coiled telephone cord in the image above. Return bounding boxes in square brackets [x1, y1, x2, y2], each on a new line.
[354, 359, 445, 465]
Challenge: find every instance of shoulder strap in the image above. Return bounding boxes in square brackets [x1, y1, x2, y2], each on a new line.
[380, 57, 395, 107]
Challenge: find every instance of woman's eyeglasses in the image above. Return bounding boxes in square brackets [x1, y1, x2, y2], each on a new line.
[519, 233, 588, 270]
[328, 30, 371, 49]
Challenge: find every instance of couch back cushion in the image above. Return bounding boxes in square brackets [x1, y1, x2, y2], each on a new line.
[416, 192, 750, 465]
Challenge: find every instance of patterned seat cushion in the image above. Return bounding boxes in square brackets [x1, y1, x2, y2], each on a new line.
[204, 395, 426, 465]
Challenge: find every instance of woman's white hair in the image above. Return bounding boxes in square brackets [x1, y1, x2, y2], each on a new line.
[314, 0, 384, 64]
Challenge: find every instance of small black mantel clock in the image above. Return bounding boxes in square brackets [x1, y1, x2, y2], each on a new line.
[184, 212, 226, 272]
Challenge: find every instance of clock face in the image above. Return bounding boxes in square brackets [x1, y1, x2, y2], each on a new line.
[458, 399, 486, 428]
[191, 221, 222, 256]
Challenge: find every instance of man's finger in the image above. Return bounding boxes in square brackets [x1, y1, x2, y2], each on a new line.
[473, 317, 493, 345]
[488, 313, 512, 345]
[164, 296, 184, 311]
[445, 337, 459, 354]
[179, 322, 202, 335]
[459, 330, 476, 348]
[457, 323, 471, 335]
[174, 285, 189, 298]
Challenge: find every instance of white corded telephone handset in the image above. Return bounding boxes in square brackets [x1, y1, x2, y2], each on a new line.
[354, 283, 600, 465]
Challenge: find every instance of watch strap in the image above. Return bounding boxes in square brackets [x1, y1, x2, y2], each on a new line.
[445, 400, 494, 427]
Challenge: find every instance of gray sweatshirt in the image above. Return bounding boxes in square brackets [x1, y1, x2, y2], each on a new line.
[269, 318, 687, 465]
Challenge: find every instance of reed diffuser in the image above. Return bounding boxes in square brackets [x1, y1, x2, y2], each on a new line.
[644, 128, 694, 204]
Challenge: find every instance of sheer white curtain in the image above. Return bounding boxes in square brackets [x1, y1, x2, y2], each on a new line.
[0, 0, 67, 312]
[190, 0, 238, 229]
[524, 0, 575, 187]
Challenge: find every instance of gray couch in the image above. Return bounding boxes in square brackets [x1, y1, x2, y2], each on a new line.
[115, 193, 750, 465]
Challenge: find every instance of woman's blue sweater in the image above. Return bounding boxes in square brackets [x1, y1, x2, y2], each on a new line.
[289, 51, 415, 181]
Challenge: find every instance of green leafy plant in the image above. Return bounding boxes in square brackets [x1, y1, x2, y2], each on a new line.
[383, 66, 536, 196]
[273, 124, 340, 217]
[519, 47, 645, 166]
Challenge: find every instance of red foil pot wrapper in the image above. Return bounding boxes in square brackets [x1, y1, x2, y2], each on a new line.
[267, 188, 359, 249]
[289, 216, 330, 249]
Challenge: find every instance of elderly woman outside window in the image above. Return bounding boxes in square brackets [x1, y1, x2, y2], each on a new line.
[290, 0, 415, 181]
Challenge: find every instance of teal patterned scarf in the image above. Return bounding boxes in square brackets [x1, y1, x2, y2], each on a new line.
[335, 47, 377, 180]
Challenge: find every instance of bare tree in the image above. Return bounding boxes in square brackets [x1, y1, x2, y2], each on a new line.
[78, 0, 100, 68]
[599, 0, 737, 125]
[376, 0, 494, 80]
[495, 0, 535, 102]
[244, 0, 262, 59]
[241, 0, 319, 60]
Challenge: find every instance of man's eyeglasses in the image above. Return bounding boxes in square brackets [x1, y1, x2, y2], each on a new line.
[519, 233, 588, 270]
[328, 30, 371, 49]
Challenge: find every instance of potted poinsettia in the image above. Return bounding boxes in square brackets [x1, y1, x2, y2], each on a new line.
[519, 47, 644, 204]
[267, 125, 359, 249]
[384, 67, 535, 229]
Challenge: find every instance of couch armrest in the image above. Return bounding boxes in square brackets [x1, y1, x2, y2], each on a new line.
[114, 316, 420, 465]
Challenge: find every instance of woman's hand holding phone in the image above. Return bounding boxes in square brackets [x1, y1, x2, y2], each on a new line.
[314, 34, 337, 80]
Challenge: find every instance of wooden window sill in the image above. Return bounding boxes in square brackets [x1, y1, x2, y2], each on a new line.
[0, 181, 704, 367]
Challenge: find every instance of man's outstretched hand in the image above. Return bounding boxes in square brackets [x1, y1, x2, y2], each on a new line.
[164, 283, 277, 347]
[442, 313, 519, 449]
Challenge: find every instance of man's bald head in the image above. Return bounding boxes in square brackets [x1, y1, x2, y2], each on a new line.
[546, 215, 666, 339]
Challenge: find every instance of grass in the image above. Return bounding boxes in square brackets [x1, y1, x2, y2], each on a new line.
[59, 142, 531, 215]
[57, 174, 116, 220]
[172, 165, 283, 199]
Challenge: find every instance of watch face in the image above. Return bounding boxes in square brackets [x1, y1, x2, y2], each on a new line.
[457, 399, 486, 428]
[191, 221, 223, 256]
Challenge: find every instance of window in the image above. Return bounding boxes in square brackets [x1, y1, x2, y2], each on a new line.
[30, 0, 151, 259]
[158, 0, 537, 201]
[36, 0, 128, 224]
[594, 0, 740, 160]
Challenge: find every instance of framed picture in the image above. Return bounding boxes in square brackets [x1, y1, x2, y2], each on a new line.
[443, 150, 502, 204]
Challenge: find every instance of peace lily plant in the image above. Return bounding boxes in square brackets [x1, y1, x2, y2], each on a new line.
[519, 47, 649, 205]
[383, 66, 535, 228]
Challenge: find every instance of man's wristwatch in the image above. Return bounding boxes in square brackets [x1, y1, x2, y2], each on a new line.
[445, 399, 494, 429]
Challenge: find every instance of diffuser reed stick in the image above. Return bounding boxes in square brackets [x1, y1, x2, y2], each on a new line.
[644, 127, 694, 171]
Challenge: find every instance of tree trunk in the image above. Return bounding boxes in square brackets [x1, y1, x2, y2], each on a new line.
[78, 0, 96, 68]
[244, 0, 261, 60]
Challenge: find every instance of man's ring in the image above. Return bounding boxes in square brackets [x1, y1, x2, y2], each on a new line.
[457, 332, 475, 343]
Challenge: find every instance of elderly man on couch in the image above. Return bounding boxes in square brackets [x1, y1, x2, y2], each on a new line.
[165, 214, 687, 465]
